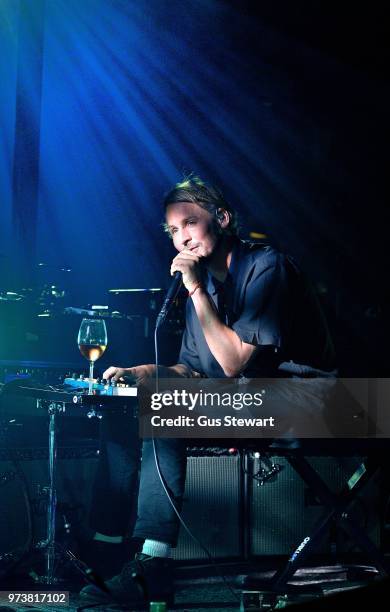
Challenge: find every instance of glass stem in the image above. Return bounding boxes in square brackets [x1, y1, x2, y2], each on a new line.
[88, 361, 94, 395]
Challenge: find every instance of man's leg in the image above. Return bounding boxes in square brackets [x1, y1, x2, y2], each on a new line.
[82, 414, 141, 576]
[81, 437, 187, 605]
[89, 415, 141, 535]
[133, 438, 187, 548]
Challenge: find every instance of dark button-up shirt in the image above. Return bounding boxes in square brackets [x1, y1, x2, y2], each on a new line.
[179, 239, 335, 378]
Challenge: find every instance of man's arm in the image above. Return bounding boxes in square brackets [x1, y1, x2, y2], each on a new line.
[103, 363, 200, 383]
[190, 288, 257, 377]
[170, 247, 258, 377]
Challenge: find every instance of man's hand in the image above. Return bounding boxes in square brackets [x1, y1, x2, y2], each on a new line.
[170, 248, 202, 292]
[102, 363, 196, 385]
[102, 365, 156, 386]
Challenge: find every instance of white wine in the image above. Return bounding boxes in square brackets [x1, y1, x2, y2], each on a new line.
[79, 344, 106, 362]
[77, 319, 108, 395]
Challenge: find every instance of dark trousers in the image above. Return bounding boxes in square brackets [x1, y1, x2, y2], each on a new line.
[89, 414, 187, 546]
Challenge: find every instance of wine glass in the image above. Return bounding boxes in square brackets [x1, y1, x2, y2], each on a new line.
[77, 318, 107, 394]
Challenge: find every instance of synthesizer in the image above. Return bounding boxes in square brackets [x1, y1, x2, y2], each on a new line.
[63, 376, 137, 397]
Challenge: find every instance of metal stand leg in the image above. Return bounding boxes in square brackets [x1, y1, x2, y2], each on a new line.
[35, 400, 63, 584]
[33, 398, 109, 590]
[46, 404, 58, 583]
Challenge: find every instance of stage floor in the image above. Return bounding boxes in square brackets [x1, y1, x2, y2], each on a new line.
[0, 560, 387, 611]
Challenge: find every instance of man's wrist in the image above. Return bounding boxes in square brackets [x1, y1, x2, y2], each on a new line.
[188, 282, 203, 297]
[169, 364, 193, 378]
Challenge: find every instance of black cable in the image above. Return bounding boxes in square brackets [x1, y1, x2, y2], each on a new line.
[153, 325, 240, 603]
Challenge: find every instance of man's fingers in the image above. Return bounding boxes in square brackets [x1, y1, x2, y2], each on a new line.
[102, 365, 148, 385]
[113, 367, 137, 382]
[113, 369, 129, 381]
[170, 252, 199, 276]
[170, 261, 187, 275]
[103, 366, 126, 381]
[175, 249, 200, 261]
[102, 367, 116, 380]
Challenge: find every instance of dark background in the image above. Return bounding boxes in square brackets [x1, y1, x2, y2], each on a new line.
[0, 0, 388, 375]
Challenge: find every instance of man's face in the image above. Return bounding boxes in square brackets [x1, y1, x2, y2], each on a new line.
[165, 202, 220, 258]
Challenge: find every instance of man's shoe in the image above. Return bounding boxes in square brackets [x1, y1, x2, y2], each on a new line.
[78, 537, 143, 580]
[79, 553, 174, 607]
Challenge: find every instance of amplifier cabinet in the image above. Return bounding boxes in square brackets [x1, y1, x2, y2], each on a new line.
[250, 456, 381, 556]
[173, 455, 242, 560]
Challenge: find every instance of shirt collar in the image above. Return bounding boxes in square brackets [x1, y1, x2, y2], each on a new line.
[204, 237, 241, 295]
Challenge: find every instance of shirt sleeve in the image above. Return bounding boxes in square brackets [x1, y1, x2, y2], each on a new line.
[232, 252, 290, 348]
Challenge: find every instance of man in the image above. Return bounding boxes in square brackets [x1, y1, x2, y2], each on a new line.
[81, 176, 335, 606]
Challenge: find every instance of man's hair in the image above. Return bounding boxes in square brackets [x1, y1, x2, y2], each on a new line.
[163, 175, 238, 236]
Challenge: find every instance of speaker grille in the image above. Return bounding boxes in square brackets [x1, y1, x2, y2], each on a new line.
[173, 455, 241, 560]
[250, 456, 380, 555]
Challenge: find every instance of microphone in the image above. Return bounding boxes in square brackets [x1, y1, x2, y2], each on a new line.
[156, 271, 182, 329]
